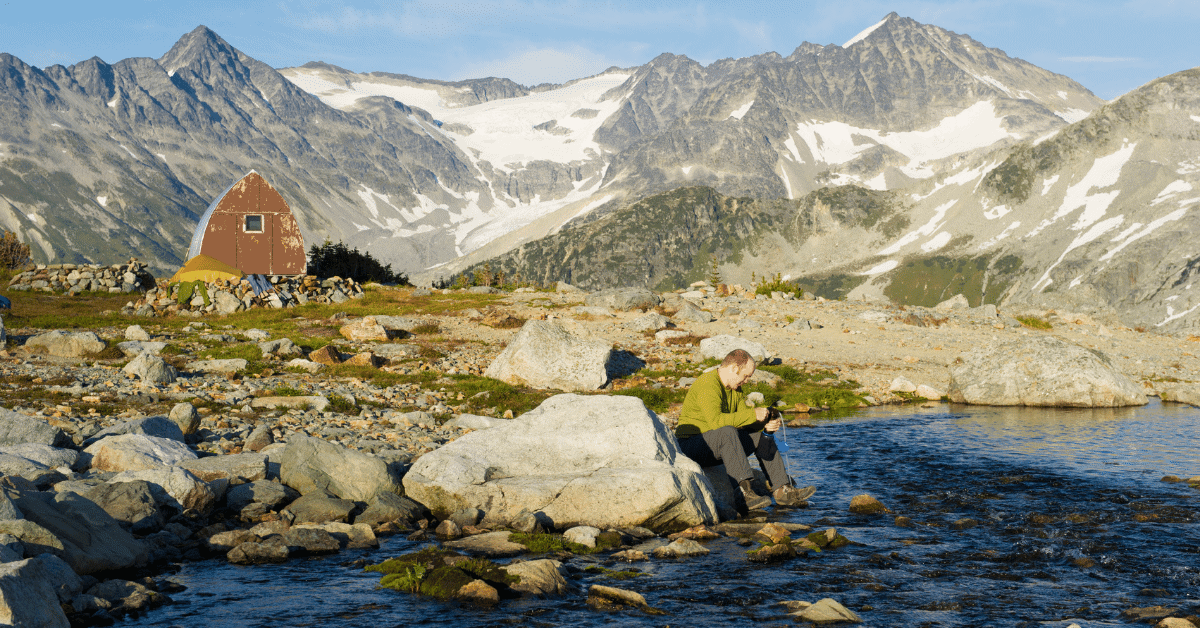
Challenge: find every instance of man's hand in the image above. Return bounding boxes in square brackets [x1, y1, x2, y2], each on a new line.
[754, 407, 782, 433]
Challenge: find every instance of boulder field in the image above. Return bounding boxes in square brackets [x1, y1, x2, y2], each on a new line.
[0, 282, 1197, 625]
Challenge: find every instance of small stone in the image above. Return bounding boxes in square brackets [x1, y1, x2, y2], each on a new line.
[457, 579, 499, 606]
[849, 494, 889, 515]
[435, 519, 462, 538]
[308, 345, 342, 365]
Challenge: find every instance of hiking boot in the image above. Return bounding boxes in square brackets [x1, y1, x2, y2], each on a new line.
[739, 480, 772, 510]
[773, 484, 817, 507]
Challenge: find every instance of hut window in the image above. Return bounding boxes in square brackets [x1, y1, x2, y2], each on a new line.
[244, 215, 263, 233]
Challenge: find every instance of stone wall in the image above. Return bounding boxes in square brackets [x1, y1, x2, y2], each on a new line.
[7, 258, 155, 294]
[127, 275, 363, 317]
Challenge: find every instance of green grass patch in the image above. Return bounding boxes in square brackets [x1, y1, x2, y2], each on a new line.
[272, 385, 306, 397]
[743, 367, 865, 409]
[444, 374, 552, 416]
[1016, 316, 1052, 330]
[610, 387, 687, 414]
[326, 394, 358, 414]
[1, 291, 139, 330]
[583, 565, 647, 580]
[410, 323, 440, 335]
[508, 532, 598, 555]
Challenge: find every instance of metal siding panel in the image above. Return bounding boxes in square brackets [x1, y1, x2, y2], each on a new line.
[273, 214, 307, 274]
[199, 215, 239, 269]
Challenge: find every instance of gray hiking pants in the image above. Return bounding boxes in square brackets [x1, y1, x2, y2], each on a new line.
[678, 425, 789, 489]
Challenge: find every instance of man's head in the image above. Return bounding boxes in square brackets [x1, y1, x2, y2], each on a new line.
[718, 349, 756, 388]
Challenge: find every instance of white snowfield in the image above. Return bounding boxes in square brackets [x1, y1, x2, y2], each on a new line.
[285, 69, 631, 170]
[788, 101, 1017, 179]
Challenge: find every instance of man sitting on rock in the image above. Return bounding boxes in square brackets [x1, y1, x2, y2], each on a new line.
[675, 348, 816, 510]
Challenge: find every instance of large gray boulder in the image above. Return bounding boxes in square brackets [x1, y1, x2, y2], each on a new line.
[585, 288, 662, 311]
[279, 436, 402, 501]
[180, 452, 267, 485]
[699, 335, 771, 362]
[23, 330, 105, 357]
[1161, 383, 1200, 407]
[83, 434, 197, 472]
[81, 480, 165, 534]
[0, 409, 68, 448]
[7, 491, 147, 574]
[403, 394, 721, 531]
[0, 454, 62, 488]
[109, 467, 217, 515]
[83, 416, 184, 447]
[0, 444, 80, 471]
[225, 481, 299, 512]
[504, 559, 576, 596]
[354, 492, 427, 527]
[122, 353, 178, 385]
[484, 320, 612, 391]
[0, 556, 73, 628]
[948, 335, 1147, 407]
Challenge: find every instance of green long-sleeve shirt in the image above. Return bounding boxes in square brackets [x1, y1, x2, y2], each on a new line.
[675, 368, 760, 438]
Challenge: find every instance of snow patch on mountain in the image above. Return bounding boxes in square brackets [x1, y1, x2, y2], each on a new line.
[729, 101, 754, 119]
[288, 69, 631, 170]
[843, 16, 890, 48]
[879, 199, 957, 255]
[1055, 109, 1090, 123]
[862, 259, 899, 275]
[1026, 141, 1136, 238]
[793, 101, 1015, 181]
[1100, 203, 1194, 262]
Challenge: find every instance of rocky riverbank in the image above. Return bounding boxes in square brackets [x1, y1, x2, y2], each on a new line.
[0, 282, 1198, 626]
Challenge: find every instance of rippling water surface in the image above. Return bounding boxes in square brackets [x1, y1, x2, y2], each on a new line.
[124, 399, 1200, 627]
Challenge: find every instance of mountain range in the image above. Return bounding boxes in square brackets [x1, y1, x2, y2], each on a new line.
[3, 14, 1199, 332]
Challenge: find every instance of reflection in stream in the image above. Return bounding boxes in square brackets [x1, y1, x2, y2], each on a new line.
[124, 399, 1200, 628]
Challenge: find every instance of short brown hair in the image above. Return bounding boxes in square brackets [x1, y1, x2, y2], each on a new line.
[721, 349, 754, 369]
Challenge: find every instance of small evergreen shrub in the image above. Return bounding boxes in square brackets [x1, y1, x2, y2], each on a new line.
[307, 240, 410, 285]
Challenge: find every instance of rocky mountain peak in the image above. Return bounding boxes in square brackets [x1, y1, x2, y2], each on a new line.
[158, 25, 243, 75]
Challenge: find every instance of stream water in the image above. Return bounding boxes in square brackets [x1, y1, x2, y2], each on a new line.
[123, 399, 1200, 627]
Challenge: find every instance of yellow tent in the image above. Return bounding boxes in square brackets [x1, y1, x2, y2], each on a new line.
[169, 254, 244, 284]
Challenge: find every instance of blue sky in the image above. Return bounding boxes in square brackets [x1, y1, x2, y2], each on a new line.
[1, 1, 1196, 100]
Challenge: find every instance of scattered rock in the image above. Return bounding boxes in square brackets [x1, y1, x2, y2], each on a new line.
[307, 345, 343, 365]
[185, 359, 248, 375]
[698, 335, 771, 362]
[849, 494, 889, 515]
[228, 538, 289, 564]
[563, 525, 600, 548]
[505, 559, 574, 596]
[914, 384, 944, 400]
[168, 402, 201, 435]
[122, 353, 178, 384]
[84, 434, 197, 472]
[24, 330, 105, 357]
[0, 409, 69, 448]
[889, 377, 917, 393]
[587, 584, 664, 614]
[340, 317, 389, 342]
[1161, 384, 1200, 407]
[794, 598, 862, 624]
[280, 435, 402, 501]
[179, 452, 268, 485]
[109, 467, 217, 514]
[457, 579, 499, 605]
[585, 288, 662, 312]
[651, 538, 710, 558]
[948, 335, 1147, 407]
[443, 531, 527, 558]
[484, 320, 612, 391]
[85, 416, 185, 446]
[0, 556, 73, 628]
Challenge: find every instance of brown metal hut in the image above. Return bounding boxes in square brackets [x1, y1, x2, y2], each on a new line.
[186, 170, 306, 275]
